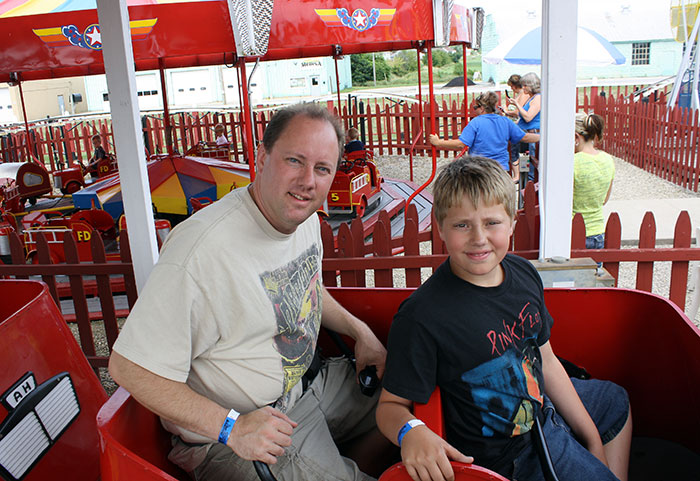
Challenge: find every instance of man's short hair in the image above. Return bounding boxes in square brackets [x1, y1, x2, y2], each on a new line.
[433, 155, 516, 225]
[262, 103, 344, 164]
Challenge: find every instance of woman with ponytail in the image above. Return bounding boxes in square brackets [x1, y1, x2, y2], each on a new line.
[572, 112, 615, 254]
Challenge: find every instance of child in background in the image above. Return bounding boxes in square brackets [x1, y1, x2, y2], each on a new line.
[344, 127, 365, 153]
[377, 155, 631, 481]
[82, 133, 107, 179]
[214, 123, 229, 145]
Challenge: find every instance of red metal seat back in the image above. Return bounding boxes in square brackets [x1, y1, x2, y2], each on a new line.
[71, 208, 117, 238]
[379, 461, 508, 480]
[544, 288, 700, 453]
[344, 149, 373, 163]
[96, 154, 118, 177]
[0, 280, 108, 481]
[96, 387, 189, 481]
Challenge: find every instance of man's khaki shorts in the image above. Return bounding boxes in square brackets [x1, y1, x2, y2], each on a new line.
[169, 358, 379, 481]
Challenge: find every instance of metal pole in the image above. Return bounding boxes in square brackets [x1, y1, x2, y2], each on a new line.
[372, 53, 377, 87]
[16, 74, 36, 162]
[158, 58, 174, 156]
[236, 62, 244, 109]
[427, 43, 437, 177]
[462, 43, 468, 120]
[334, 55, 342, 113]
[417, 46, 424, 142]
[406, 42, 437, 207]
[239, 60, 257, 181]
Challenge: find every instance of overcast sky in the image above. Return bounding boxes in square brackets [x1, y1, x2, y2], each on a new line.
[465, 0, 673, 38]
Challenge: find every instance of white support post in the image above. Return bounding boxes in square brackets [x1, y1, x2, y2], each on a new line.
[96, 0, 158, 292]
[538, 0, 578, 259]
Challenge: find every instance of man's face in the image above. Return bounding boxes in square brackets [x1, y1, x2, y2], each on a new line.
[252, 115, 339, 234]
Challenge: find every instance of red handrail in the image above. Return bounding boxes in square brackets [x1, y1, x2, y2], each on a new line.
[407, 127, 423, 182]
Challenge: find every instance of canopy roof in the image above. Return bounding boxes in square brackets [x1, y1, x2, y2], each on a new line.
[0, 0, 475, 82]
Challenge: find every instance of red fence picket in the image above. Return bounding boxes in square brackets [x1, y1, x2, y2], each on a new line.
[597, 94, 700, 193]
[0, 230, 137, 370]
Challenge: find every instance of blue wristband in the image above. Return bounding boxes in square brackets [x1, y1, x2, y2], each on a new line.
[397, 419, 425, 446]
[218, 408, 240, 444]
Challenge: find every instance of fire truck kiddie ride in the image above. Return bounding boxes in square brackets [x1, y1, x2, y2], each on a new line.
[53, 153, 119, 195]
[327, 149, 383, 218]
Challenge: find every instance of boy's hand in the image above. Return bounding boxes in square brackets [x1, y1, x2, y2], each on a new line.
[428, 134, 440, 147]
[401, 425, 473, 481]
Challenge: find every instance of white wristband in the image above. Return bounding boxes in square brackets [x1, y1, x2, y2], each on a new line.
[218, 408, 241, 444]
[397, 419, 425, 446]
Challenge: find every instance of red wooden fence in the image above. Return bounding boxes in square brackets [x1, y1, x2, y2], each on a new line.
[1, 84, 662, 170]
[595, 93, 700, 193]
[0, 230, 137, 369]
[321, 185, 700, 310]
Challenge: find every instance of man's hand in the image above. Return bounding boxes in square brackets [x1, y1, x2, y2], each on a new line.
[429, 134, 441, 147]
[353, 323, 387, 379]
[228, 406, 298, 464]
[401, 425, 473, 481]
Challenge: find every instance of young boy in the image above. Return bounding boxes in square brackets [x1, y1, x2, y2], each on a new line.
[82, 133, 107, 179]
[344, 127, 365, 153]
[376, 156, 632, 481]
[214, 123, 229, 145]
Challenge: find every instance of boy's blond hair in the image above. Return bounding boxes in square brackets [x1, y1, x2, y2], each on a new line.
[347, 127, 359, 140]
[433, 155, 516, 225]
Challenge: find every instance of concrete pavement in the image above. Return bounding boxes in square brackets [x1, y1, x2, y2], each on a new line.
[603, 198, 700, 244]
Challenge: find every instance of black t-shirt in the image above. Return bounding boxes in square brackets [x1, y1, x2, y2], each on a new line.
[344, 139, 365, 153]
[93, 145, 107, 161]
[383, 254, 554, 473]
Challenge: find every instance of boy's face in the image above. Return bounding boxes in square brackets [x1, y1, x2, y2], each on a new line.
[92, 137, 101, 148]
[437, 197, 513, 287]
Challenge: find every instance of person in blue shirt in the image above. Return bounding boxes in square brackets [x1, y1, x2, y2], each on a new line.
[429, 92, 539, 178]
[507, 72, 541, 182]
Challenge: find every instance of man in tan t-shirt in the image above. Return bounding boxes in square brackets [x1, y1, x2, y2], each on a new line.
[109, 104, 388, 480]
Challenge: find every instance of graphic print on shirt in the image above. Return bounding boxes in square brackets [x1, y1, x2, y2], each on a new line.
[260, 244, 322, 394]
[461, 338, 544, 438]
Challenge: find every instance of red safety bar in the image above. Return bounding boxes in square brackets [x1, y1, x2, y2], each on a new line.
[380, 461, 508, 481]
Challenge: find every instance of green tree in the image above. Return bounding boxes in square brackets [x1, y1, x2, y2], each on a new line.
[351, 53, 391, 84]
[421, 49, 452, 67]
[395, 50, 418, 72]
